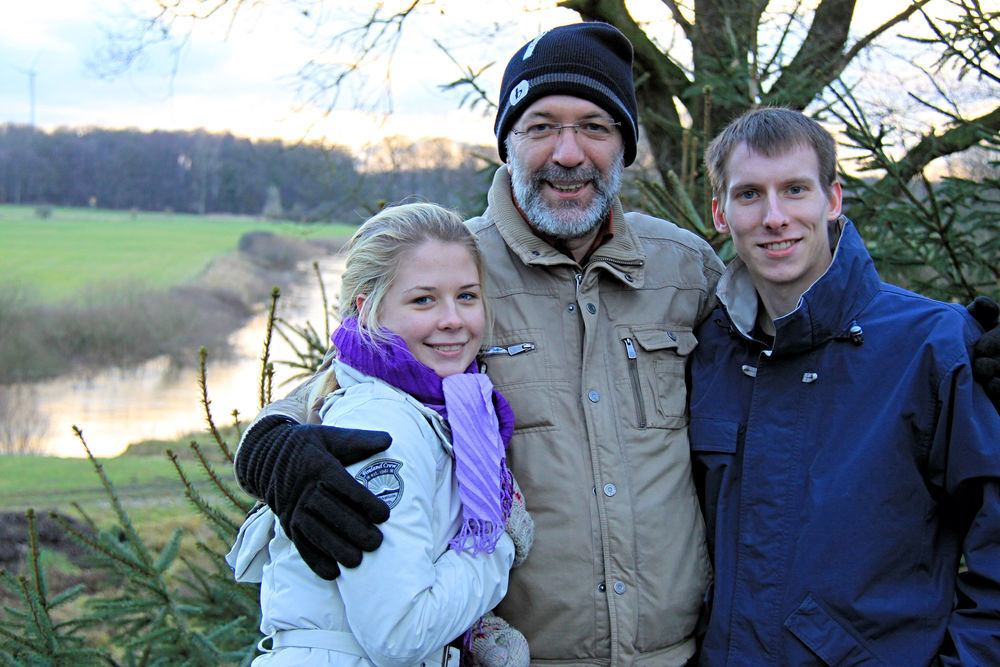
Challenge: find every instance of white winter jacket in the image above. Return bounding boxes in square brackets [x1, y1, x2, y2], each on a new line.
[228, 360, 515, 666]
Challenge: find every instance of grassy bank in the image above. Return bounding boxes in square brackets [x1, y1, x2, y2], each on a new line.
[0, 204, 352, 386]
[0, 425, 241, 517]
[0, 204, 355, 302]
[0, 454, 196, 513]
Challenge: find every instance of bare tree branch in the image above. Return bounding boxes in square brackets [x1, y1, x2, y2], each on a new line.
[767, 0, 933, 109]
[766, 0, 857, 108]
[842, 0, 933, 63]
[660, 0, 694, 42]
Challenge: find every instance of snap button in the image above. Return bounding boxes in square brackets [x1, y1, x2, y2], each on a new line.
[598, 583, 606, 592]
[588, 391, 600, 403]
[603, 483, 617, 497]
[568, 304, 576, 312]
[849, 323, 864, 345]
[587, 303, 597, 314]
[614, 581, 626, 595]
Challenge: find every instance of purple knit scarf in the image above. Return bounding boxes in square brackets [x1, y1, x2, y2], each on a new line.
[332, 317, 515, 554]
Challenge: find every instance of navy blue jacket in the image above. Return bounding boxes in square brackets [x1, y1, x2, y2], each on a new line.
[690, 219, 1000, 665]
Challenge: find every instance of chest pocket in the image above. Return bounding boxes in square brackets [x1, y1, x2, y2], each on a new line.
[690, 417, 740, 556]
[614, 326, 697, 430]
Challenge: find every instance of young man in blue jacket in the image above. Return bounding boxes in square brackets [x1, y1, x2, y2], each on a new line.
[690, 107, 1000, 665]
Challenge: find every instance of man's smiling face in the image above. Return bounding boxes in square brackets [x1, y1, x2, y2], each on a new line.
[507, 95, 624, 241]
[713, 141, 842, 301]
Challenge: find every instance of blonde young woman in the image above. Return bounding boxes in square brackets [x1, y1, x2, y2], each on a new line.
[228, 203, 532, 666]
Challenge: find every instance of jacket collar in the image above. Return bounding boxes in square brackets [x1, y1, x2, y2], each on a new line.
[716, 217, 881, 354]
[485, 167, 645, 287]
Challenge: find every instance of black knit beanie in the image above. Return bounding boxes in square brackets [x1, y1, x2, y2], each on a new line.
[494, 22, 638, 167]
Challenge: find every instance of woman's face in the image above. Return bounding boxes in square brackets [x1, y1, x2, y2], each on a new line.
[361, 240, 484, 378]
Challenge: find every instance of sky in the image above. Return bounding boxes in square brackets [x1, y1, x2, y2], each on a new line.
[1, 1, 951, 152]
[0, 0, 582, 149]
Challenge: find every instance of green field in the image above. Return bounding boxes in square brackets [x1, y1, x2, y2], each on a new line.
[0, 427, 245, 539]
[0, 433, 236, 514]
[0, 453, 203, 513]
[0, 204, 356, 301]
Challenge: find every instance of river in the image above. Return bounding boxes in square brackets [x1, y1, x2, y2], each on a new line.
[27, 255, 346, 459]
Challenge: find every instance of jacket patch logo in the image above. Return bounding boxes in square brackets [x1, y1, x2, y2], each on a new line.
[355, 459, 404, 509]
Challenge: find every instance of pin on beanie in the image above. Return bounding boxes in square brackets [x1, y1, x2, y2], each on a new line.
[494, 22, 639, 167]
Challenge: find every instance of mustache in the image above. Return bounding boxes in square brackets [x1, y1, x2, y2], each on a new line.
[532, 165, 605, 188]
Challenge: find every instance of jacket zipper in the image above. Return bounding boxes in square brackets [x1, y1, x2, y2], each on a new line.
[590, 256, 644, 267]
[622, 337, 646, 428]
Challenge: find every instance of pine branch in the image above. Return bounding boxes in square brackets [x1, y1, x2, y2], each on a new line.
[168, 455, 232, 535]
[167, 445, 248, 522]
[231, 408, 243, 442]
[19, 573, 57, 654]
[66, 504, 100, 540]
[26, 509, 47, 609]
[190, 440, 246, 510]
[198, 346, 232, 462]
[257, 287, 281, 410]
[72, 426, 150, 570]
[48, 515, 144, 574]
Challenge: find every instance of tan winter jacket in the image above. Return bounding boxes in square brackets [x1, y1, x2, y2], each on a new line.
[236, 167, 723, 665]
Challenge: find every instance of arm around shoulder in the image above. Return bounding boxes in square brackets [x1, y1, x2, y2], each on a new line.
[232, 356, 392, 581]
[935, 355, 1000, 665]
[967, 295, 1000, 412]
[233, 347, 338, 497]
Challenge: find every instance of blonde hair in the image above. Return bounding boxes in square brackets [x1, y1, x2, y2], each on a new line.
[308, 202, 488, 411]
[338, 202, 488, 342]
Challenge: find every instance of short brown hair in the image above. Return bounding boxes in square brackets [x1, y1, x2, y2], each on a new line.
[704, 107, 838, 201]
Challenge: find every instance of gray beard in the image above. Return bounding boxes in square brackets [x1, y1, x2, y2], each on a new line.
[508, 148, 624, 241]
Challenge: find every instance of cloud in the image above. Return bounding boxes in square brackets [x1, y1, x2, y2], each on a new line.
[0, 0, 576, 146]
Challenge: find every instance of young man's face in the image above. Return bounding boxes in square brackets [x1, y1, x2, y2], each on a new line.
[713, 142, 842, 299]
[506, 95, 624, 241]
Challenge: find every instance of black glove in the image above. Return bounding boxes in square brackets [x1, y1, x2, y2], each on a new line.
[968, 296, 1000, 411]
[236, 415, 392, 580]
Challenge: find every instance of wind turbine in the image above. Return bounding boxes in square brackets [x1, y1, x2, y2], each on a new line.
[14, 52, 42, 128]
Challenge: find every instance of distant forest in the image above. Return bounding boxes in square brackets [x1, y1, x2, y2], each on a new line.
[0, 123, 496, 221]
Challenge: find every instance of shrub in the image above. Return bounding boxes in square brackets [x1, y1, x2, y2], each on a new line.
[0, 284, 63, 383]
[0, 385, 50, 455]
[0, 280, 253, 383]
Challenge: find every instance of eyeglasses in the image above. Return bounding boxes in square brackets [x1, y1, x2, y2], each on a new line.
[511, 120, 621, 142]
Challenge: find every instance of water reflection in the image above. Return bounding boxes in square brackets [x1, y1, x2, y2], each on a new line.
[31, 256, 345, 459]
